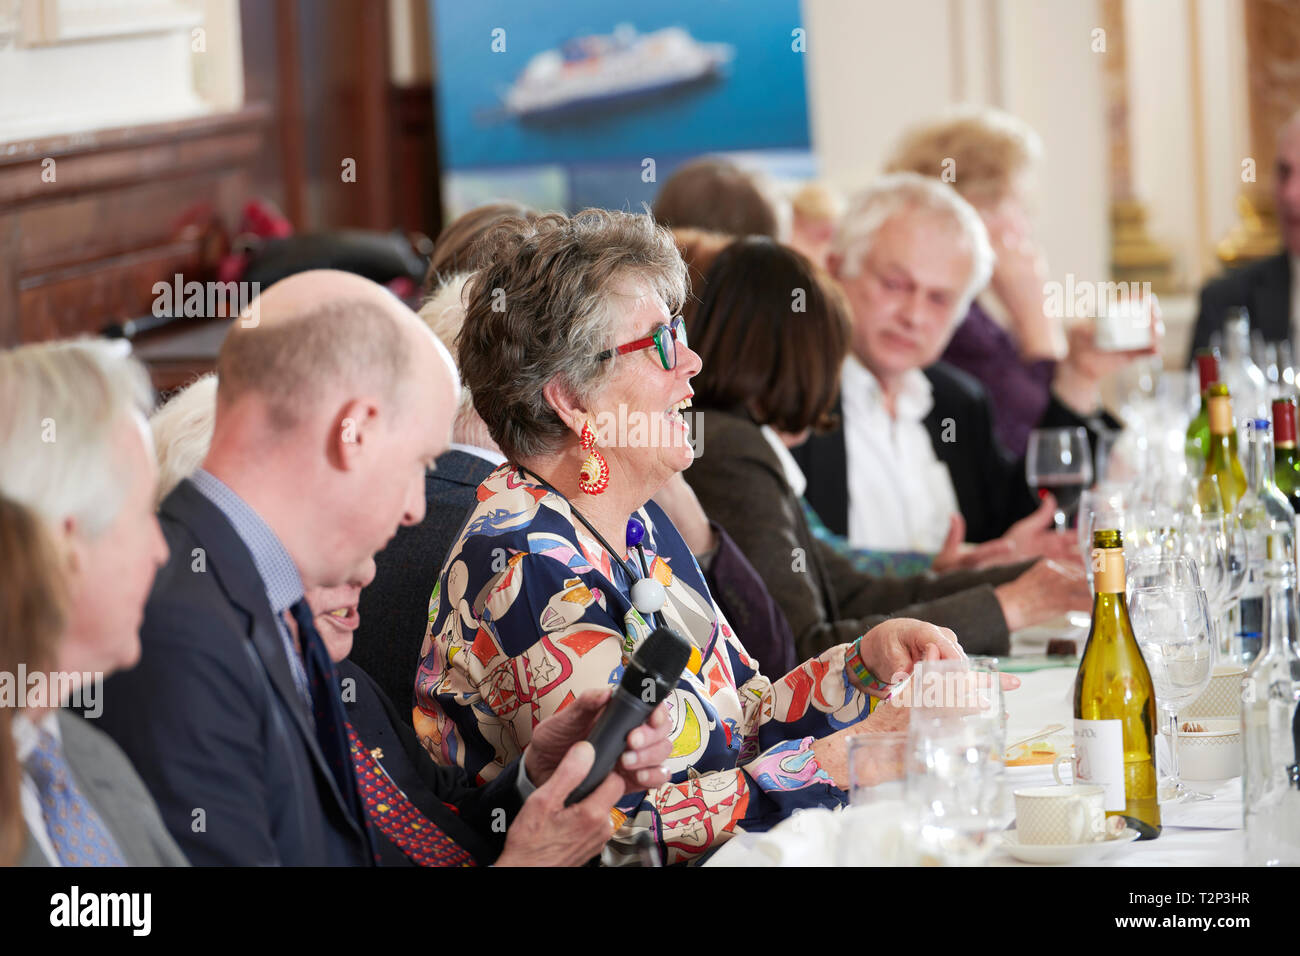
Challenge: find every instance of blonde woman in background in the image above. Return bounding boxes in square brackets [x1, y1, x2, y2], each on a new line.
[885, 106, 1155, 459]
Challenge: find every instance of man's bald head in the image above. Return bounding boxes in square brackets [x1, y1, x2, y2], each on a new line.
[204, 270, 459, 589]
[217, 270, 454, 431]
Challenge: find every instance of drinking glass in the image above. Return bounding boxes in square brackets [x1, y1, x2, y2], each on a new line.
[1127, 554, 1201, 593]
[967, 655, 1011, 827]
[847, 732, 907, 805]
[1027, 427, 1094, 530]
[1183, 515, 1233, 654]
[903, 659, 1004, 865]
[1078, 487, 1125, 561]
[1128, 586, 1217, 803]
[906, 717, 1002, 866]
[1078, 492, 1126, 591]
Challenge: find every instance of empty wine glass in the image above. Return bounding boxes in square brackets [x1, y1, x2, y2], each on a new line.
[1027, 427, 1094, 531]
[1078, 492, 1126, 590]
[1183, 515, 1233, 654]
[1127, 554, 1202, 593]
[1128, 586, 1216, 803]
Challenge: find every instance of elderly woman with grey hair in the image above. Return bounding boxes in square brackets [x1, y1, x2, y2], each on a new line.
[411, 208, 976, 865]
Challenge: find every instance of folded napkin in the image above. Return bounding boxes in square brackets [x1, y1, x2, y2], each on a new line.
[705, 803, 918, 867]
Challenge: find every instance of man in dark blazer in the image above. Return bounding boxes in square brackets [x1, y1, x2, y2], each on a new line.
[1, 340, 185, 867]
[795, 366, 1114, 546]
[812, 173, 1126, 552]
[99, 476, 376, 865]
[1188, 109, 1300, 356]
[1188, 254, 1290, 356]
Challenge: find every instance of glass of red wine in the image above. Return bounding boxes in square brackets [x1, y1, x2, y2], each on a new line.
[1026, 427, 1093, 530]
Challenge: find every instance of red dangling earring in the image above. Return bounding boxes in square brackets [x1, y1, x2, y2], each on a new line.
[577, 420, 609, 495]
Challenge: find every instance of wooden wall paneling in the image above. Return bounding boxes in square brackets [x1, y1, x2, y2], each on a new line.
[0, 212, 20, 347]
[391, 84, 439, 238]
[0, 104, 271, 344]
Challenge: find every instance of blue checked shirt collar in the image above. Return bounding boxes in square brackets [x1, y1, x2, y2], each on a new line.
[189, 469, 305, 616]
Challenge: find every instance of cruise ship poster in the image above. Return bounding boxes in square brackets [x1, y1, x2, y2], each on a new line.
[428, 0, 812, 218]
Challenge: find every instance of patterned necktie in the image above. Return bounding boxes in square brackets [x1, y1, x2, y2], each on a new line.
[345, 721, 476, 867]
[288, 598, 371, 841]
[24, 729, 126, 867]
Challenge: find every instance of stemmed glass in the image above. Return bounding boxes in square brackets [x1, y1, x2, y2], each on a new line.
[1078, 490, 1128, 596]
[1128, 586, 1217, 803]
[1183, 515, 1238, 656]
[1127, 554, 1202, 594]
[1027, 427, 1094, 531]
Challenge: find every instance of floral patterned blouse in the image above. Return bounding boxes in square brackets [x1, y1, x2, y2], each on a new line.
[412, 465, 871, 864]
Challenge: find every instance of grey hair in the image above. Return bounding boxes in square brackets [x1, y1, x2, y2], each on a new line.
[0, 339, 154, 537]
[418, 272, 482, 444]
[832, 171, 995, 317]
[150, 373, 218, 506]
[458, 209, 688, 462]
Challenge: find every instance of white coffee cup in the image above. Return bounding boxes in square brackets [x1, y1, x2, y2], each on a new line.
[1014, 784, 1108, 845]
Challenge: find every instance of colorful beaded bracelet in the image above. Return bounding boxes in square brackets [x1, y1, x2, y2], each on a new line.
[849, 636, 893, 712]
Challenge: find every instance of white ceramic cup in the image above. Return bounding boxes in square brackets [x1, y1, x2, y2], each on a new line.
[1185, 664, 1246, 719]
[1014, 783, 1108, 845]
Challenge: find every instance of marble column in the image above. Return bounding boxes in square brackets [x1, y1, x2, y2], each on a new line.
[1217, 0, 1300, 266]
[1102, 0, 1175, 292]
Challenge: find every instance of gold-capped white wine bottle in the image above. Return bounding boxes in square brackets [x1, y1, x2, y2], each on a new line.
[1072, 529, 1162, 839]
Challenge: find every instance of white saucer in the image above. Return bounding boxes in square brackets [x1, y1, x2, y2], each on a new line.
[1001, 827, 1139, 865]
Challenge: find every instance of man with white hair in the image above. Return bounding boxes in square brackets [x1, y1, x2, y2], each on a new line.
[796, 175, 1107, 619]
[1190, 107, 1300, 353]
[97, 269, 670, 866]
[0, 339, 184, 866]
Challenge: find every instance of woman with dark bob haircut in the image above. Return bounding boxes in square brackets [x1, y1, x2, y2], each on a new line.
[412, 208, 968, 865]
[683, 237, 1062, 666]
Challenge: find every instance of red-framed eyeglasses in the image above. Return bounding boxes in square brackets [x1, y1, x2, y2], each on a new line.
[595, 316, 688, 371]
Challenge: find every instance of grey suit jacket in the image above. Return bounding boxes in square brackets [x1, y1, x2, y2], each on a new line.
[684, 407, 1030, 662]
[20, 711, 189, 867]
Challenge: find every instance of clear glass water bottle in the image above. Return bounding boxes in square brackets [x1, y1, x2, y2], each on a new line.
[1233, 419, 1296, 666]
[1221, 309, 1270, 430]
[1242, 556, 1300, 866]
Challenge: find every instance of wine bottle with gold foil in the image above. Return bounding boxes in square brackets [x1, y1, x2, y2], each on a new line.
[1197, 384, 1247, 511]
[1072, 529, 1162, 840]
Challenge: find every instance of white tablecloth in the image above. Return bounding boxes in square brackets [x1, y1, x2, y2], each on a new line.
[706, 663, 1244, 867]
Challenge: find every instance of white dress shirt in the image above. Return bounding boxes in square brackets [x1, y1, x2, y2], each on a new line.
[840, 356, 961, 553]
[14, 710, 63, 866]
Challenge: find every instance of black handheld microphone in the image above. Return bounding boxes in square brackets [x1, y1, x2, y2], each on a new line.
[565, 626, 692, 806]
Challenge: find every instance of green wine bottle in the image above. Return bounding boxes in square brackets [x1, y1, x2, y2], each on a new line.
[1185, 347, 1220, 467]
[1272, 396, 1300, 513]
[1073, 529, 1162, 840]
[1197, 384, 1247, 511]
